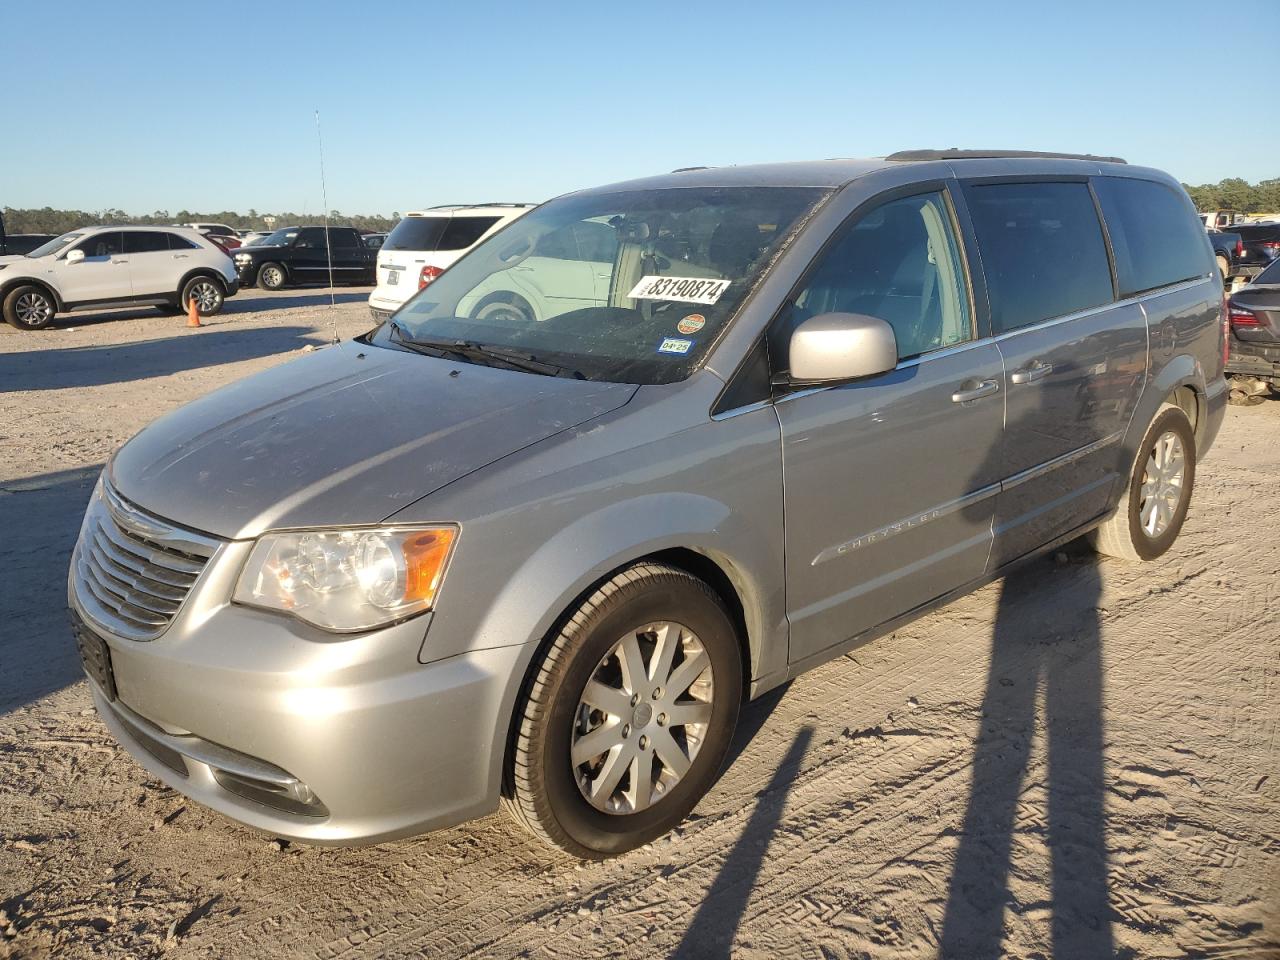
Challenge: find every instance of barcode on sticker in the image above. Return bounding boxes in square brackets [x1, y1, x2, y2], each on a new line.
[629, 275, 730, 305]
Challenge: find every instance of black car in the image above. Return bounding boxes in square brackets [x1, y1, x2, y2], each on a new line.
[1230, 222, 1280, 281]
[1226, 257, 1280, 402]
[233, 225, 376, 290]
[0, 213, 55, 256]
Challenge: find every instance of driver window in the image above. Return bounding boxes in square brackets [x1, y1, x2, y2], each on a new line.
[77, 232, 123, 258]
[776, 191, 972, 366]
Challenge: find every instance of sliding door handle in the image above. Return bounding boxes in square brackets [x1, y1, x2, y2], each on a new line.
[1011, 361, 1053, 384]
[951, 379, 1000, 403]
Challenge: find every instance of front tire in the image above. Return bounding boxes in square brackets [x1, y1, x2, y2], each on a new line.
[257, 262, 287, 290]
[1216, 255, 1230, 284]
[180, 276, 225, 316]
[1090, 405, 1196, 561]
[505, 563, 743, 858]
[3, 285, 56, 330]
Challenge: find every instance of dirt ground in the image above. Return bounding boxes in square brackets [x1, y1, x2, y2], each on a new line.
[1, 289, 1277, 959]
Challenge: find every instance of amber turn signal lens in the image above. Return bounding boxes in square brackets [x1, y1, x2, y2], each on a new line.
[402, 528, 456, 606]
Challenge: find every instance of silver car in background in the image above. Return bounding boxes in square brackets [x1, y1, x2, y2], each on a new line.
[69, 151, 1227, 857]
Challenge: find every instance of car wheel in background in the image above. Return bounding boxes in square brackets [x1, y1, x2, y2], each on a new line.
[258, 263, 287, 290]
[181, 276, 225, 316]
[1089, 404, 1196, 561]
[473, 292, 535, 324]
[505, 563, 743, 858]
[3, 285, 57, 330]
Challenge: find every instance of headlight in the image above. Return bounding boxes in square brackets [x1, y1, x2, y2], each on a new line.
[234, 253, 251, 262]
[233, 526, 457, 632]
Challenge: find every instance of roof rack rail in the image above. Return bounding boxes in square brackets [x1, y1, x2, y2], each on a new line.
[671, 166, 712, 173]
[422, 202, 534, 211]
[886, 148, 1127, 165]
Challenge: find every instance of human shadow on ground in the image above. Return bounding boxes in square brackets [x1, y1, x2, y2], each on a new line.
[0, 326, 323, 391]
[939, 557, 1113, 958]
[674, 723, 814, 959]
[0, 465, 103, 712]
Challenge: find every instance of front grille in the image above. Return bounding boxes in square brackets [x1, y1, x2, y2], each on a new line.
[72, 482, 220, 641]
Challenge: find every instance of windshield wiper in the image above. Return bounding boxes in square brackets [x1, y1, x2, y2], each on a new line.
[387, 321, 584, 379]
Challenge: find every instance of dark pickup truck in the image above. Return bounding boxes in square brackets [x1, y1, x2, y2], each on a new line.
[1208, 230, 1243, 281]
[232, 224, 376, 290]
[0, 213, 55, 256]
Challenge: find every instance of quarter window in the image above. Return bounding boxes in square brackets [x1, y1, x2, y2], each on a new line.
[168, 233, 199, 250]
[964, 181, 1113, 334]
[1093, 177, 1210, 297]
[777, 190, 973, 364]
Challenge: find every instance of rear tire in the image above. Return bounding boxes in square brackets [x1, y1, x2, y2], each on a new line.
[504, 563, 742, 858]
[2, 285, 56, 330]
[1089, 405, 1196, 561]
[1216, 255, 1230, 284]
[257, 262, 287, 290]
[180, 276, 225, 316]
[473, 292, 535, 324]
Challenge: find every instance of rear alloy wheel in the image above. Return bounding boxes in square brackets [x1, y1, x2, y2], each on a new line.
[181, 276, 225, 316]
[1090, 405, 1196, 561]
[258, 263, 287, 290]
[505, 563, 742, 858]
[3, 285, 56, 330]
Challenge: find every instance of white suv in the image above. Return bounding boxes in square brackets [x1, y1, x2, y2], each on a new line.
[368, 204, 534, 322]
[0, 226, 239, 330]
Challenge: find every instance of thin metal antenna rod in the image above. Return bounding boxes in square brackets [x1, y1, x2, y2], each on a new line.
[314, 109, 338, 340]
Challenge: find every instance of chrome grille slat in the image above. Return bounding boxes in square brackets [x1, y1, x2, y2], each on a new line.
[90, 528, 192, 595]
[83, 551, 181, 615]
[94, 516, 206, 576]
[71, 482, 220, 641]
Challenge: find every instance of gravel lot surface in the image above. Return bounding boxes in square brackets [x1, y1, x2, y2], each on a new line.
[1, 289, 1277, 959]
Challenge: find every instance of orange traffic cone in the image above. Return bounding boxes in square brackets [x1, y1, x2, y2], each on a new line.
[186, 295, 202, 328]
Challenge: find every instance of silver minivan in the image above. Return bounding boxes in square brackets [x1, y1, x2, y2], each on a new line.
[70, 151, 1227, 857]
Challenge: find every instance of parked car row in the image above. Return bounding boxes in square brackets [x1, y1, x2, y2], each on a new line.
[69, 151, 1229, 857]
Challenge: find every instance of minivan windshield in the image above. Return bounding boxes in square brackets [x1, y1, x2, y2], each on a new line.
[27, 232, 83, 258]
[378, 186, 827, 384]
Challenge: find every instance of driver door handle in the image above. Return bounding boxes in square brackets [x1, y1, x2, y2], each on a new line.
[951, 379, 1000, 403]
[1010, 360, 1053, 384]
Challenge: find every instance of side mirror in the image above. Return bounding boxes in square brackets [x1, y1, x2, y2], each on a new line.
[788, 312, 898, 384]
[65, 249, 85, 264]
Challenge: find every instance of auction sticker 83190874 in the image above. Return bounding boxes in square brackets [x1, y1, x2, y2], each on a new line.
[629, 276, 730, 305]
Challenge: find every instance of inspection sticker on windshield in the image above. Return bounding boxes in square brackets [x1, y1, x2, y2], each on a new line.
[629, 276, 730, 305]
[657, 337, 694, 355]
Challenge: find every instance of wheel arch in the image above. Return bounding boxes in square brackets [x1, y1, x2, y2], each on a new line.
[176, 267, 228, 298]
[0, 276, 63, 312]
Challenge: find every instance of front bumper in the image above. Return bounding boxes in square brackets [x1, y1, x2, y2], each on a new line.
[235, 262, 258, 286]
[69, 533, 526, 845]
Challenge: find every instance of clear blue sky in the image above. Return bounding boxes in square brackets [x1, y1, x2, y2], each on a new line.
[4, 0, 1276, 217]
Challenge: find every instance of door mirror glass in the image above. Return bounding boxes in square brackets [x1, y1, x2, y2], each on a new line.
[64, 249, 85, 264]
[788, 312, 898, 383]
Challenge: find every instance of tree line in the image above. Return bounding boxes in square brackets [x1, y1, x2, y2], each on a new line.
[1180, 178, 1280, 216]
[3, 207, 402, 236]
[5, 177, 1279, 238]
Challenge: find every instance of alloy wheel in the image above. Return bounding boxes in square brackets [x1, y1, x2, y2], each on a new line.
[190, 281, 220, 312]
[1139, 431, 1186, 538]
[15, 292, 52, 325]
[571, 621, 714, 815]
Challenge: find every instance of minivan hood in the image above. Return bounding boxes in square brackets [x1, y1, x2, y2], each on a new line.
[109, 341, 637, 539]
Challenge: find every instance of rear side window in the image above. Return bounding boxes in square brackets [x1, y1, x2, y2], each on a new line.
[123, 232, 170, 254]
[383, 216, 448, 252]
[331, 229, 361, 249]
[1093, 177, 1210, 297]
[437, 216, 501, 251]
[168, 233, 199, 250]
[964, 181, 1113, 334]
